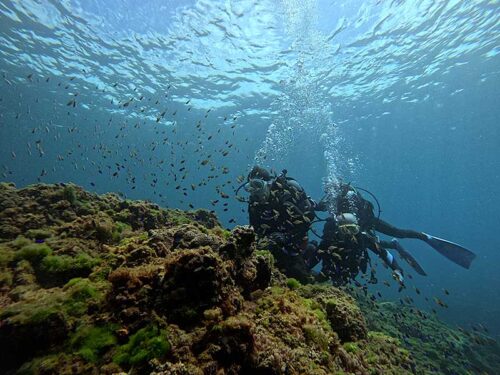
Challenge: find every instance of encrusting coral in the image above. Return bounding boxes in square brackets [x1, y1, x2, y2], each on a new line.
[0, 182, 498, 374]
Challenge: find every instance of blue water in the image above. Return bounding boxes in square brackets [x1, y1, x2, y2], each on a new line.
[1, 0, 499, 340]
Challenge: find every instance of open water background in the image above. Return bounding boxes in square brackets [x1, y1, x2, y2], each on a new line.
[1, 0, 499, 340]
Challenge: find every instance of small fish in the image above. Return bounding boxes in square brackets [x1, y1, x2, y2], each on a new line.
[434, 297, 448, 308]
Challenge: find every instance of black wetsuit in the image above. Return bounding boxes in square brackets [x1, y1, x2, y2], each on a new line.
[248, 174, 316, 282]
[374, 219, 427, 241]
[319, 184, 415, 285]
[249, 175, 316, 252]
[335, 184, 426, 241]
[318, 216, 370, 285]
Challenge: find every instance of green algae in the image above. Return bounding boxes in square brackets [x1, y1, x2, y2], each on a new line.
[1, 296, 62, 326]
[118, 231, 148, 246]
[113, 325, 171, 367]
[112, 221, 132, 243]
[70, 325, 118, 362]
[166, 209, 193, 226]
[11, 236, 32, 248]
[354, 292, 500, 375]
[62, 277, 110, 316]
[343, 342, 359, 353]
[40, 253, 100, 275]
[301, 297, 329, 328]
[1, 277, 109, 327]
[15, 242, 52, 262]
[286, 277, 301, 290]
[62, 185, 77, 204]
[255, 249, 275, 264]
[25, 228, 52, 240]
[1, 183, 498, 375]
[303, 324, 330, 350]
[0, 268, 13, 286]
[0, 243, 14, 267]
[17, 355, 60, 375]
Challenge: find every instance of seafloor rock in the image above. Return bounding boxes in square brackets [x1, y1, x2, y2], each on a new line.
[353, 289, 500, 375]
[298, 284, 368, 342]
[156, 246, 241, 327]
[0, 183, 498, 375]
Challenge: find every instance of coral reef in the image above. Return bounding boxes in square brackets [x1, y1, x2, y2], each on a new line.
[353, 289, 500, 375]
[0, 182, 498, 374]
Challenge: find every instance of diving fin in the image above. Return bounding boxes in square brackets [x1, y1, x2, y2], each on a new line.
[391, 239, 427, 276]
[422, 233, 476, 269]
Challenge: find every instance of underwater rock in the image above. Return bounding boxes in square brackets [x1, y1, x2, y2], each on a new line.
[220, 225, 255, 259]
[0, 309, 69, 370]
[186, 208, 220, 229]
[171, 224, 221, 250]
[299, 284, 368, 342]
[0, 183, 498, 374]
[156, 246, 240, 327]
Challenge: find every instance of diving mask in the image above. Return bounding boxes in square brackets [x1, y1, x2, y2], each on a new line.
[336, 213, 360, 236]
[245, 178, 269, 201]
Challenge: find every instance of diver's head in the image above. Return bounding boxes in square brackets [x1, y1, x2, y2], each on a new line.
[245, 177, 270, 203]
[248, 165, 272, 182]
[336, 212, 360, 237]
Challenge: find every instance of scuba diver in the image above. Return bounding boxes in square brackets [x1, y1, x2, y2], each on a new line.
[326, 182, 476, 278]
[236, 166, 320, 283]
[318, 212, 406, 286]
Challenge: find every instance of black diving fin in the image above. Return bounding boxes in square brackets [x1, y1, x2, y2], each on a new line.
[422, 233, 476, 269]
[391, 239, 427, 276]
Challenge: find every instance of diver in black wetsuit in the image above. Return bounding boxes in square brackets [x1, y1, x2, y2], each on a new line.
[320, 182, 476, 283]
[334, 183, 429, 243]
[317, 211, 406, 286]
[240, 166, 319, 283]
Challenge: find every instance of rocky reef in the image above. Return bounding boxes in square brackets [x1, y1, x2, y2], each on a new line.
[0, 182, 498, 374]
